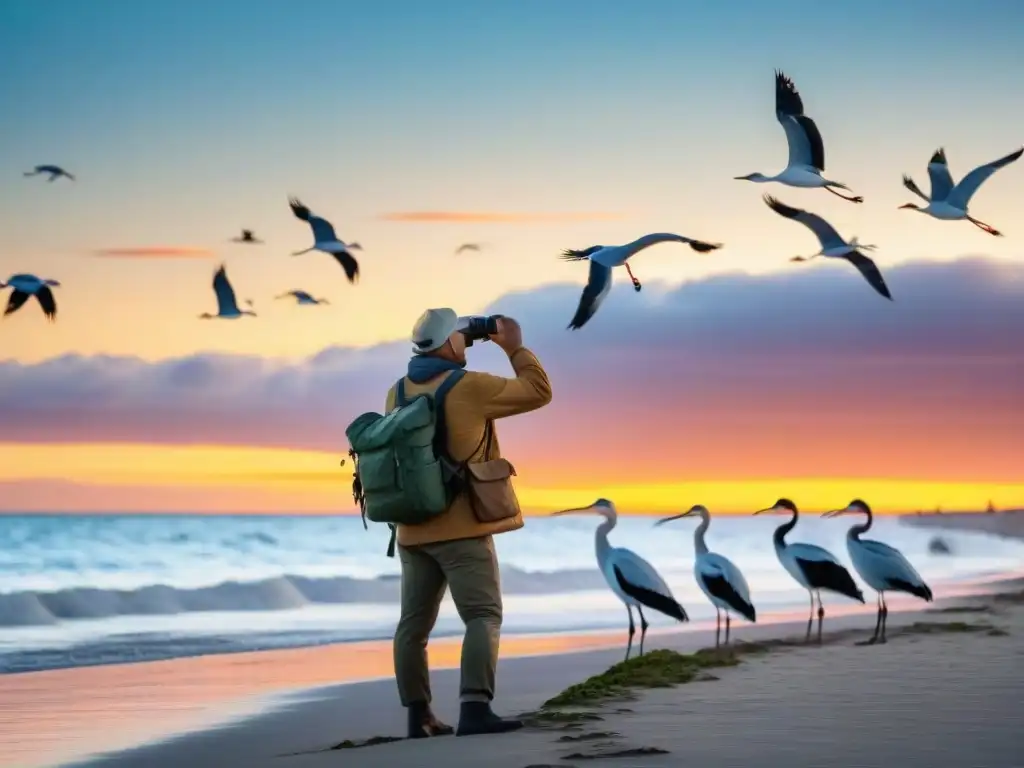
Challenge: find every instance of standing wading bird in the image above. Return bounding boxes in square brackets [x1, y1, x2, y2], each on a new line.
[764, 195, 892, 300]
[455, 242, 482, 254]
[552, 499, 689, 660]
[655, 505, 756, 647]
[199, 265, 257, 320]
[754, 498, 864, 643]
[735, 71, 863, 203]
[23, 164, 75, 182]
[0, 274, 61, 321]
[231, 229, 263, 244]
[823, 499, 932, 645]
[899, 146, 1024, 236]
[288, 197, 362, 283]
[276, 290, 329, 306]
[561, 233, 722, 330]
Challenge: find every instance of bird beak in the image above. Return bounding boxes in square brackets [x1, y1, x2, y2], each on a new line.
[752, 506, 777, 515]
[654, 510, 693, 527]
[822, 507, 847, 518]
[550, 506, 594, 517]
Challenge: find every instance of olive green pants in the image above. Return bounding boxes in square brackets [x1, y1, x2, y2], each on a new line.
[394, 535, 503, 706]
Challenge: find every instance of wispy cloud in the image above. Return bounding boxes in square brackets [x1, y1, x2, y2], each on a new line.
[378, 211, 627, 224]
[91, 247, 215, 259]
[1, 257, 1022, 485]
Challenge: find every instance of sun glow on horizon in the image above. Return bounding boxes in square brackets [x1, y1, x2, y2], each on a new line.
[1, 443, 1020, 515]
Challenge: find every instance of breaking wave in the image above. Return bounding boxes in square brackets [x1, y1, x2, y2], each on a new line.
[0, 566, 606, 628]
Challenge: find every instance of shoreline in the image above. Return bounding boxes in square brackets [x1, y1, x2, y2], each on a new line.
[75, 576, 1024, 768]
[0, 572, 1016, 768]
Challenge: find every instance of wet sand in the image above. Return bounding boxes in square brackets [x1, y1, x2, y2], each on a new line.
[75, 580, 1024, 768]
[0, 574, 1002, 768]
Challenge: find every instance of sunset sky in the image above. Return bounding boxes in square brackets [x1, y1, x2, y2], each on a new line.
[2, 0, 1023, 514]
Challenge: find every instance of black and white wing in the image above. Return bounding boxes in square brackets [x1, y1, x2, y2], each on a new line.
[212, 265, 241, 314]
[35, 286, 57, 320]
[764, 195, 845, 250]
[332, 250, 360, 283]
[926, 148, 954, 202]
[559, 245, 603, 262]
[946, 146, 1024, 211]
[902, 174, 930, 202]
[309, 214, 339, 243]
[567, 259, 612, 330]
[844, 252, 893, 300]
[775, 70, 825, 171]
[3, 290, 31, 317]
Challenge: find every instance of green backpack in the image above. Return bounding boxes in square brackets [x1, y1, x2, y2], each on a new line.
[345, 370, 466, 556]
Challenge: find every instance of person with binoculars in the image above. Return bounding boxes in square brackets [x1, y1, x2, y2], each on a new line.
[386, 308, 552, 738]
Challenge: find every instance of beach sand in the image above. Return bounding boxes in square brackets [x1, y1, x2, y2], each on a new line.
[30, 577, 1019, 768]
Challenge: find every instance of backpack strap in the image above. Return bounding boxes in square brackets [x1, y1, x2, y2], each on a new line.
[431, 369, 466, 461]
[394, 378, 407, 408]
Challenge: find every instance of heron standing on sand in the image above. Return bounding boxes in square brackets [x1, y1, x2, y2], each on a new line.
[754, 498, 864, 643]
[655, 505, 755, 647]
[823, 498, 933, 645]
[552, 498, 688, 660]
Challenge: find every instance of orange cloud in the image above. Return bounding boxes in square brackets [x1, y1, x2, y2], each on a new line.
[92, 247, 214, 259]
[378, 211, 627, 224]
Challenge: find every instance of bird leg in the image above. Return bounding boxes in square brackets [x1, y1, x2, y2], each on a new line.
[291, 246, 315, 256]
[805, 592, 815, 643]
[624, 263, 642, 292]
[879, 595, 889, 644]
[816, 592, 825, 644]
[637, 606, 649, 657]
[715, 609, 721, 648]
[625, 605, 635, 661]
[857, 593, 882, 646]
[725, 614, 731, 645]
[824, 184, 864, 203]
[966, 215, 1003, 237]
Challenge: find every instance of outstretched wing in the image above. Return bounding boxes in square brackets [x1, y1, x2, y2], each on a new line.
[764, 195, 844, 250]
[926, 148, 953, 202]
[567, 259, 612, 330]
[560, 245, 603, 261]
[332, 250, 360, 283]
[4, 290, 31, 317]
[309, 215, 338, 243]
[686, 239, 723, 253]
[775, 70, 825, 171]
[844, 252, 892, 300]
[946, 146, 1024, 211]
[288, 197, 312, 222]
[902, 174, 930, 202]
[35, 286, 57, 320]
[212, 266, 240, 314]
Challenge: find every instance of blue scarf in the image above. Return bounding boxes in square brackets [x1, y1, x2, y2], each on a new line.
[407, 354, 465, 384]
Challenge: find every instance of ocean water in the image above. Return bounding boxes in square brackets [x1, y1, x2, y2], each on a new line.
[1, 513, 1022, 674]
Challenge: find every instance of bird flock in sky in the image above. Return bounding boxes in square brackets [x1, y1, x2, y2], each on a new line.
[4, 71, 1020, 328]
[556, 497, 932, 658]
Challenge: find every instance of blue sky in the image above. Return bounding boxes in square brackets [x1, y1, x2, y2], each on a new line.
[1, 0, 1023, 362]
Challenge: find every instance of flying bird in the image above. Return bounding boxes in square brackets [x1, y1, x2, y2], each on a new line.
[288, 197, 361, 283]
[199, 265, 257, 319]
[276, 290, 330, 306]
[754, 498, 864, 643]
[0, 274, 60, 321]
[764, 195, 892, 300]
[552, 499, 688, 660]
[23, 165, 75, 182]
[735, 71, 863, 203]
[231, 229, 263, 244]
[823, 499, 932, 645]
[455, 243, 483, 254]
[655, 505, 755, 647]
[561, 233, 722, 330]
[900, 146, 1023, 236]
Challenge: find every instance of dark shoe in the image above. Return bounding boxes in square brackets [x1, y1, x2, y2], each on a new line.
[455, 701, 524, 737]
[407, 701, 454, 739]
